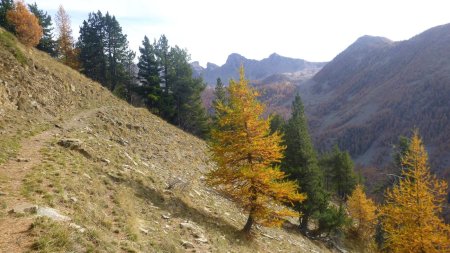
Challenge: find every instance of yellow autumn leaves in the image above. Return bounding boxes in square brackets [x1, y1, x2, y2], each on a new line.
[381, 132, 450, 252]
[346, 132, 450, 252]
[207, 67, 305, 234]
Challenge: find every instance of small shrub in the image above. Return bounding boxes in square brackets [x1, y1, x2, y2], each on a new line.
[315, 205, 350, 237]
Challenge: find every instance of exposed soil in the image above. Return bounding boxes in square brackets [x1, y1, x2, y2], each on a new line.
[0, 108, 100, 253]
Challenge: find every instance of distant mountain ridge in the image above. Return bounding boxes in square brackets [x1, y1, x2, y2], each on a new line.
[199, 23, 450, 181]
[192, 53, 326, 85]
[299, 23, 450, 175]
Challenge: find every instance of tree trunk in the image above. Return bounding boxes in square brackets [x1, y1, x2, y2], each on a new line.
[242, 214, 254, 234]
[299, 213, 309, 235]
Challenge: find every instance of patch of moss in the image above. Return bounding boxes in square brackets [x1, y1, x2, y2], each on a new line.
[0, 30, 28, 65]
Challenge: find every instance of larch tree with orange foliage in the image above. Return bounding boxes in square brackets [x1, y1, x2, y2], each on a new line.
[207, 67, 306, 235]
[6, 0, 42, 46]
[381, 131, 450, 252]
[347, 184, 378, 248]
[54, 5, 78, 69]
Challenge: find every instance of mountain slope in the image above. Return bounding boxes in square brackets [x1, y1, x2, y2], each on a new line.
[193, 53, 325, 85]
[0, 29, 332, 252]
[300, 23, 450, 174]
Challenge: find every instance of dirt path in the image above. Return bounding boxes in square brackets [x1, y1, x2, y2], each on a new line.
[0, 108, 103, 253]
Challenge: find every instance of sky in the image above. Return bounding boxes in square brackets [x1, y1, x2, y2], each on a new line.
[32, 0, 450, 66]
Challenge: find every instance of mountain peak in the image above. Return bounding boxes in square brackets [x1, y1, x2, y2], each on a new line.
[269, 53, 281, 59]
[350, 35, 393, 50]
[225, 53, 246, 64]
[195, 53, 325, 85]
[206, 62, 219, 70]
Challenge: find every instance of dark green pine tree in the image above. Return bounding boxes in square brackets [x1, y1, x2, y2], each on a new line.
[170, 46, 209, 138]
[393, 135, 410, 171]
[114, 50, 136, 101]
[137, 35, 160, 110]
[103, 13, 132, 92]
[28, 2, 56, 56]
[211, 77, 227, 127]
[0, 0, 14, 32]
[154, 34, 173, 120]
[269, 113, 285, 134]
[327, 145, 357, 200]
[212, 77, 226, 109]
[282, 94, 329, 234]
[78, 11, 107, 84]
[78, 11, 134, 93]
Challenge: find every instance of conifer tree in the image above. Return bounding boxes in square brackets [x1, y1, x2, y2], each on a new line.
[137, 35, 160, 109]
[78, 11, 134, 93]
[282, 93, 328, 234]
[212, 77, 227, 128]
[213, 78, 226, 109]
[155, 34, 172, 119]
[115, 49, 136, 101]
[6, 0, 42, 47]
[28, 2, 55, 56]
[207, 67, 305, 235]
[392, 136, 410, 171]
[78, 11, 107, 84]
[0, 0, 14, 32]
[269, 113, 285, 134]
[328, 146, 357, 200]
[347, 185, 378, 243]
[103, 13, 132, 92]
[381, 131, 450, 252]
[316, 204, 349, 237]
[54, 5, 78, 69]
[170, 46, 209, 137]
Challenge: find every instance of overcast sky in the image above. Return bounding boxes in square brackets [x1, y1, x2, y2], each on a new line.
[33, 0, 450, 66]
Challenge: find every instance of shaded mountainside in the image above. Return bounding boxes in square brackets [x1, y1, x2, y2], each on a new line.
[192, 53, 326, 85]
[300, 23, 450, 177]
[0, 29, 333, 252]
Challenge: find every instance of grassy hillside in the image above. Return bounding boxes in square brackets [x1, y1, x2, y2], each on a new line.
[0, 28, 332, 252]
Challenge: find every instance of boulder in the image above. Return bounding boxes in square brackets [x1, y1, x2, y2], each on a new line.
[37, 207, 71, 222]
[57, 138, 83, 149]
[181, 240, 195, 249]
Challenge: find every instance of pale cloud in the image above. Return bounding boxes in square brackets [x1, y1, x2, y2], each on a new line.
[30, 0, 450, 66]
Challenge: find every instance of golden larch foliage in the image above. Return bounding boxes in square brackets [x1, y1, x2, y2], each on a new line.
[6, 0, 42, 47]
[347, 184, 378, 243]
[207, 66, 306, 235]
[54, 5, 79, 70]
[381, 131, 450, 252]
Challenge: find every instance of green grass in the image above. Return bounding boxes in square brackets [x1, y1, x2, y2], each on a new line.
[0, 30, 28, 65]
[30, 217, 74, 252]
[0, 136, 20, 165]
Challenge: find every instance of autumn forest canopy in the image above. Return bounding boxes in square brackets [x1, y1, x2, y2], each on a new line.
[0, 1, 449, 251]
